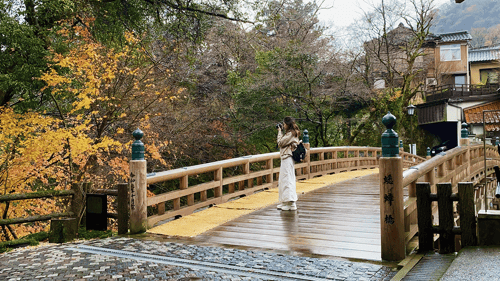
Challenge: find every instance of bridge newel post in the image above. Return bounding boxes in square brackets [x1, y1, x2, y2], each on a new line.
[129, 128, 148, 234]
[460, 122, 471, 177]
[379, 112, 406, 261]
[303, 129, 311, 179]
[460, 122, 470, 146]
[458, 182, 477, 247]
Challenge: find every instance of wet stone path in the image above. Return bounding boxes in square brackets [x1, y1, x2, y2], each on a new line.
[0, 237, 396, 280]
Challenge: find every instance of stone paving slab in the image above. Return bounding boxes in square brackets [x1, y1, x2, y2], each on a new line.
[440, 246, 500, 281]
[0, 237, 396, 280]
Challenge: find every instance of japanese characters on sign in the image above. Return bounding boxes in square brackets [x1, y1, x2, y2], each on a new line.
[383, 173, 395, 225]
[130, 172, 136, 210]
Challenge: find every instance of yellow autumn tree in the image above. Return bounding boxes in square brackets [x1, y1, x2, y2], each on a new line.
[0, 18, 179, 240]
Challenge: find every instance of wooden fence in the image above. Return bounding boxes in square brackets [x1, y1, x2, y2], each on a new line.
[394, 141, 500, 258]
[94, 183, 129, 235]
[0, 189, 76, 241]
[0, 182, 130, 240]
[0, 190, 76, 228]
[417, 182, 477, 254]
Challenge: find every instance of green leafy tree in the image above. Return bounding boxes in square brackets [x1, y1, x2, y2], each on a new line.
[227, 0, 372, 149]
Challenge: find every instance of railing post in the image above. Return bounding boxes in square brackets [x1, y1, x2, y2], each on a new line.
[130, 128, 148, 234]
[437, 183, 454, 254]
[460, 122, 471, 179]
[458, 182, 477, 247]
[416, 182, 433, 252]
[379, 112, 405, 261]
[426, 147, 431, 159]
[245, 161, 253, 188]
[215, 167, 223, 197]
[266, 159, 274, 187]
[117, 183, 130, 235]
[303, 129, 311, 179]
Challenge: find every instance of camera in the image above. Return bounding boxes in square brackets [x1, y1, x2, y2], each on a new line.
[276, 123, 283, 129]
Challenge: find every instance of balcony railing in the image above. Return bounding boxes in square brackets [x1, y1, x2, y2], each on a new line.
[426, 83, 499, 102]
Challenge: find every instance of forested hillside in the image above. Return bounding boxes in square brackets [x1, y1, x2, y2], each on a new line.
[433, 0, 500, 46]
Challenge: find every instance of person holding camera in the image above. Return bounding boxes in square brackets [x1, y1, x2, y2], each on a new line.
[276, 116, 301, 211]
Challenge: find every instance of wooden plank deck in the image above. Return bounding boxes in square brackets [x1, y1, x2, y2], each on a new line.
[195, 173, 385, 261]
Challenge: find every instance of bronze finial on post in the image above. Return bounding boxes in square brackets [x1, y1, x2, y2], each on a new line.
[460, 122, 470, 147]
[129, 128, 148, 234]
[303, 129, 311, 179]
[379, 112, 405, 261]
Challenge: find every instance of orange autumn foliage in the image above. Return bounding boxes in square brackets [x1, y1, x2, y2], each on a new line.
[0, 19, 176, 240]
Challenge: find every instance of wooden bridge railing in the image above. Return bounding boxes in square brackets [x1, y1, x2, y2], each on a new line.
[144, 145, 422, 228]
[379, 115, 500, 261]
[400, 142, 500, 249]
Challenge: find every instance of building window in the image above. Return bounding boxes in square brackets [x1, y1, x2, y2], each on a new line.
[480, 69, 499, 84]
[440, 44, 461, 61]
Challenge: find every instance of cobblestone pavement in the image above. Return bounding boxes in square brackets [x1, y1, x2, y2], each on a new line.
[0, 237, 396, 280]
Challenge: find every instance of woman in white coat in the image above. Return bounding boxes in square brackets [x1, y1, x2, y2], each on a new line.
[276, 116, 300, 211]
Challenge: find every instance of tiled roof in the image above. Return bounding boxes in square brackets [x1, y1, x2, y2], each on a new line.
[469, 45, 500, 62]
[434, 31, 472, 42]
[464, 100, 500, 132]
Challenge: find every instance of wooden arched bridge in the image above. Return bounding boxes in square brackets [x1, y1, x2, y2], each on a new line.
[125, 126, 500, 262]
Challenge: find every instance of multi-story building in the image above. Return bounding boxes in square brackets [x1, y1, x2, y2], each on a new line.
[365, 24, 500, 152]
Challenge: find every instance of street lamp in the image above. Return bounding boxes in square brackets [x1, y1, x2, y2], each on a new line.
[407, 104, 416, 154]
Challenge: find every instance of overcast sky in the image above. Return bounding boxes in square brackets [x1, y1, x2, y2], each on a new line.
[317, 0, 453, 27]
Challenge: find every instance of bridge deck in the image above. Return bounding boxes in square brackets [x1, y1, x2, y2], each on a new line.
[194, 173, 390, 261]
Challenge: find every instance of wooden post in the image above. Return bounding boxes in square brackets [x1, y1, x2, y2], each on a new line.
[214, 167, 223, 197]
[244, 162, 252, 189]
[49, 218, 77, 243]
[409, 182, 416, 198]
[416, 182, 433, 252]
[458, 182, 477, 247]
[437, 163, 445, 178]
[332, 149, 338, 172]
[130, 128, 148, 234]
[319, 152, 325, 173]
[380, 157, 405, 260]
[181, 175, 193, 206]
[303, 129, 311, 179]
[437, 183, 454, 254]
[266, 159, 274, 186]
[425, 169, 436, 193]
[380, 112, 405, 261]
[117, 183, 129, 235]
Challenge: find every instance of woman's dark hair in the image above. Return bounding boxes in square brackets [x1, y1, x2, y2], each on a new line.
[284, 116, 300, 138]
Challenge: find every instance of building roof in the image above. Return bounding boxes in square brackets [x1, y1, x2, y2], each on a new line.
[469, 45, 500, 62]
[464, 100, 500, 131]
[438, 31, 472, 42]
[427, 31, 472, 43]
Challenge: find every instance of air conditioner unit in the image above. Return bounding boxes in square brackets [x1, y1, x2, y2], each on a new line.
[426, 78, 437, 86]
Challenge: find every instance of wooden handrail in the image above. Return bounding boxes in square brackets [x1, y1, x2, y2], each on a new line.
[402, 146, 465, 186]
[0, 190, 75, 203]
[145, 146, 422, 227]
[400, 142, 500, 252]
[0, 212, 74, 226]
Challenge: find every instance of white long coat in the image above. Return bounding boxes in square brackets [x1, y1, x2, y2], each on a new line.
[277, 130, 299, 203]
